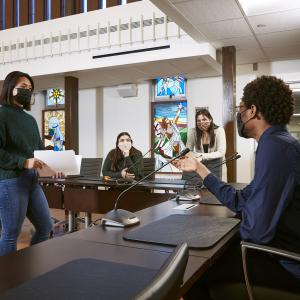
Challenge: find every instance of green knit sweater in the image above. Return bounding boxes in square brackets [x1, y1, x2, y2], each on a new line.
[102, 149, 144, 180]
[0, 105, 44, 180]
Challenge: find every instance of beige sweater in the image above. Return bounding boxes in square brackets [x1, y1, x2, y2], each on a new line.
[186, 127, 227, 180]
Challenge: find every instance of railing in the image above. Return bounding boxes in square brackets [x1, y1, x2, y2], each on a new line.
[0, 13, 184, 65]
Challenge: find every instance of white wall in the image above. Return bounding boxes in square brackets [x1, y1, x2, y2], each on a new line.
[28, 91, 46, 135]
[186, 77, 223, 127]
[102, 82, 151, 159]
[78, 88, 103, 157]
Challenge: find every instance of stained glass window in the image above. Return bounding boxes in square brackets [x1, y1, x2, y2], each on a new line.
[46, 88, 65, 107]
[43, 109, 65, 151]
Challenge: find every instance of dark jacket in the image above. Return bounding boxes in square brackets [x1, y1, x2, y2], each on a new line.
[102, 149, 144, 180]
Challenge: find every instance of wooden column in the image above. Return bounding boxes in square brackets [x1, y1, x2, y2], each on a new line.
[4, 0, 15, 29]
[35, 0, 45, 23]
[222, 46, 236, 182]
[87, 0, 100, 11]
[65, 76, 79, 154]
[107, 0, 119, 8]
[19, 0, 30, 26]
[51, 0, 62, 19]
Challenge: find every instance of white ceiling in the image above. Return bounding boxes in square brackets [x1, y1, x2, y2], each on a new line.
[150, 0, 300, 64]
[33, 56, 219, 90]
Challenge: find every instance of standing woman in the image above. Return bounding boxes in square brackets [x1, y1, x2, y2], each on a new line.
[0, 71, 53, 256]
[102, 132, 144, 180]
[186, 109, 226, 179]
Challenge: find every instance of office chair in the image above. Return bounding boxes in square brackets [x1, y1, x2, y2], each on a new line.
[80, 157, 103, 178]
[241, 241, 300, 300]
[74, 157, 103, 228]
[134, 242, 189, 300]
[210, 242, 300, 300]
[143, 157, 155, 179]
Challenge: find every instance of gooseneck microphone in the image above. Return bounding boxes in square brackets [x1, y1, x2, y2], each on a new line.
[125, 147, 153, 173]
[182, 152, 241, 192]
[189, 152, 241, 186]
[176, 153, 241, 201]
[101, 148, 191, 227]
[116, 147, 154, 184]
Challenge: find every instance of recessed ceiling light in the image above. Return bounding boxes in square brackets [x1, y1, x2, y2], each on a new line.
[257, 24, 266, 28]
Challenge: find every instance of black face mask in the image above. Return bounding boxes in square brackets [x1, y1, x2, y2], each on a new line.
[14, 88, 32, 109]
[236, 112, 250, 138]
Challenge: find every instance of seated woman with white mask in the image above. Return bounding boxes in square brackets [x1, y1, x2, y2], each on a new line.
[102, 132, 144, 180]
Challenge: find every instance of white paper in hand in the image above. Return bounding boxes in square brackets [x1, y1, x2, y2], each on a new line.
[34, 150, 80, 177]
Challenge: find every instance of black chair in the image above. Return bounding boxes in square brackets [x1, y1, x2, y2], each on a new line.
[143, 157, 155, 179]
[134, 242, 189, 300]
[182, 157, 222, 186]
[52, 158, 103, 234]
[241, 241, 300, 300]
[210, 242, 300, 300]
[80, 157, 103, 178]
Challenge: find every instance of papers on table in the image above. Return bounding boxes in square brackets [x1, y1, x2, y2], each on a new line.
[173, 203, 199, 210]
[34, 150, 82, 177]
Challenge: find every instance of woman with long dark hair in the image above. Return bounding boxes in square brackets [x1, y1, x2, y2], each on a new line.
[0, 71, 53, 256]
[186, 109, 226, 179]
[102, 132, 144, 180]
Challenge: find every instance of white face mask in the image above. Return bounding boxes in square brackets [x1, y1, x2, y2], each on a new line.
[118, 141, 132, 152]
[118, 135, 132, 152]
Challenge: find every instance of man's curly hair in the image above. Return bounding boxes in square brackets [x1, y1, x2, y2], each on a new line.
[241, 75, 294, 125]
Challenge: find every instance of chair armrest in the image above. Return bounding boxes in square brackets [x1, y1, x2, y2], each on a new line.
[241, 241, 300, 262]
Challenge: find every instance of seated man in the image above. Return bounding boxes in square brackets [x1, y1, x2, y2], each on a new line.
[176, 76, 300, 299]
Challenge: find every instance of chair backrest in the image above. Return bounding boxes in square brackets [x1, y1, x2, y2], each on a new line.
[143, 158, 155, 179]
[181, 157, 222, 185]
[241, 241, 300, 300]
[80, 158, 102, 178]
[134, 242, 189, 300]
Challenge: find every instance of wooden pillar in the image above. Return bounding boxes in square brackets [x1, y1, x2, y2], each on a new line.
[222, 46, 236, 182]
[19, 0, 30, 26]
[65, 76, 79, 154]
[87, 0, 101, 11]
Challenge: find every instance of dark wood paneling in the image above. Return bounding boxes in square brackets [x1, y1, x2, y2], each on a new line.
[35, 0, 45, 23]
[64, 76, 79, 154]
[107, 0, 119, 8]
[0, 0, 3, 30]
[51, 0, 61, 19]
[87, 0, 100, 11]
[127, 0, 141, 3]
[5, 0, 15, 29]
[19, 0, 30, 26]
[42, 185, 64, 209]
[64, 188, 169, 213]
[73, 0, 82, 14]
[222, 46, 236, 182]
[64, 0, 72, 16]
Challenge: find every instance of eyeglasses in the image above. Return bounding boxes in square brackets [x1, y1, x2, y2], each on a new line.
[233, 105, 247, 113]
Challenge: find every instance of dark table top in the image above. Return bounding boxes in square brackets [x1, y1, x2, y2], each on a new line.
[0, 232, 207, 296]
[67, 200, 239, 262]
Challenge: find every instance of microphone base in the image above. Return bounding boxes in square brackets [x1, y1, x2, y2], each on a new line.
[101, 209, 140, 227]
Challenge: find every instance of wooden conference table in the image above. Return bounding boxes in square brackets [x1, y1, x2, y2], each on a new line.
[0, 193, 240, 298]
[40, 177, 204, 231]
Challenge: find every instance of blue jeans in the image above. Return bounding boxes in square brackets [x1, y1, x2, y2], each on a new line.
[0, 170, 53, 256]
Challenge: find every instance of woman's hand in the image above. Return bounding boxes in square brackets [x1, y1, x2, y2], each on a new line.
[52, 171, 65, 179]
[122, 150, 130, 157]
[121, 168, 135, 179]
[24, 158, 45, 169]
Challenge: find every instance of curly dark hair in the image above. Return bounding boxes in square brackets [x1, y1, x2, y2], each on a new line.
[241, 75, 294, 125]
